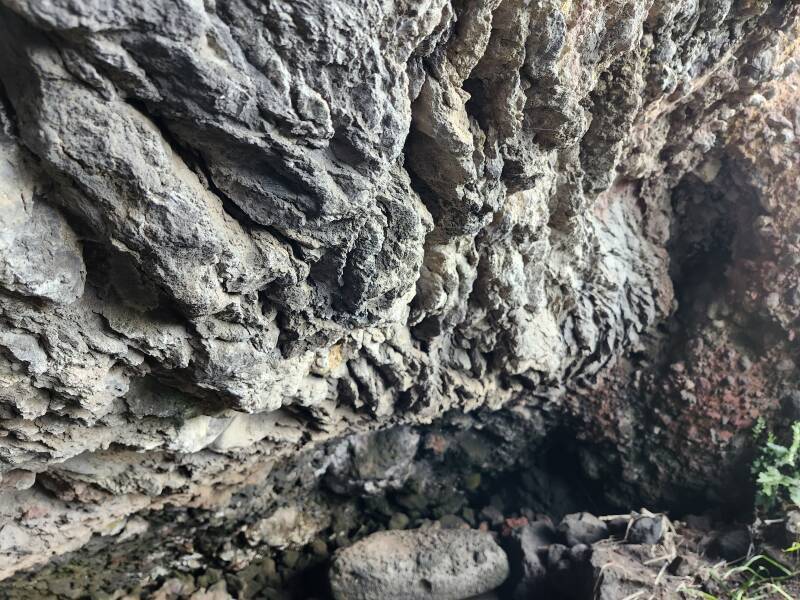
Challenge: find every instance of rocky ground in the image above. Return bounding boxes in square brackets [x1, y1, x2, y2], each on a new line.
[0, 491, 787, 599]
[2, 412, 799, 599]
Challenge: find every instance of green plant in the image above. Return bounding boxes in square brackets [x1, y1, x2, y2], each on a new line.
[785, 541, 800, 554]
[678, 554, 799, 599]
[677, 422, 800, 599]
[752, 419, 800, 515]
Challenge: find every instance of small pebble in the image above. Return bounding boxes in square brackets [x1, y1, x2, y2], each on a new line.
[464, 473, 482, 491]
[438, 514, 468, 529]
[388, 512, 410, 530]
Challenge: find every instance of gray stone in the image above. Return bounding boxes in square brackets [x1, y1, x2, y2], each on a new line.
[0, 134, 85, 304]
[627, 516, 664, 545]
[545, 543, 594, 600]
[325, 427, 421, 495]
[389, 512, 411, 530]
[558, 513, 609, 547]
[329, 529, 510, 600]
[503, 521, 556, 599]
[479, 506, 505, 527]
[709, 527, 751, 562]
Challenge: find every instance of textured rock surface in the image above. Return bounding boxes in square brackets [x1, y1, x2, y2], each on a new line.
[329, 528, 509, 600]
[558, 512, 609, 547]
[0, 0, 799, 582]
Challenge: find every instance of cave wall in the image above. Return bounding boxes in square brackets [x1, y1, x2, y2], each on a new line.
[1, 0, 799, 579]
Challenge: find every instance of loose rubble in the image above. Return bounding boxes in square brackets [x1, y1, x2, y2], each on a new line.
[2, 461, 788, 600]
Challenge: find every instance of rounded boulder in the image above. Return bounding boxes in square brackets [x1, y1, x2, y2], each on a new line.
[329, 528, 509, 600]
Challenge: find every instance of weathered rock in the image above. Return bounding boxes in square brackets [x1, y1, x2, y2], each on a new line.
[627, 515, 664, 545]
[329, 528, 509, 600]
[0, 0, 797, 582]
[785, 511, 800, 541]
[591, 543, 690, 600]
[480, 506, 505, 528]
[684, 515, 713, 532]
[545, 543, 594, 600]
[558, 513, 609, 547]
[708, 527, 752, 562]
[244, 505, 330, 549]
[606, 516, 631, 538]
[0, 138, 85, 304]
[324, 427, 421, 495]
[188, 581, 233, 600]
[502, 520, 556, 599]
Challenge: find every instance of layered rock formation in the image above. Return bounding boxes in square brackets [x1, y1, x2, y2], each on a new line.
[0, 0, 799, 581]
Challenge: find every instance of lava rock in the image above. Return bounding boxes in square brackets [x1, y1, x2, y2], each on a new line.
[325, 427, 421, 495]
[781, 391, 800, 420]
[558, 513, 609, 546]
[439, 514, 469, 529]
[519, 520, 558, 549]
[189, 581, 233, 600]
[244, 505, 330, 549]
[708, 527, 751, 561]
[785, 510, 800, 541]
[606, 516, 630, 538]
[502, 521, 557, 599]
[389, 512, 411, 530]
[627, 516, 664, 545]
[545, 544, 571, 572]
[590, 544, 688, 600]
[546, 543, 594, 600]
[684, 514, 713, 531]
[329, 528, 510, 600]
[480, 506, 505, 527]
[0, 0, 798, 583]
